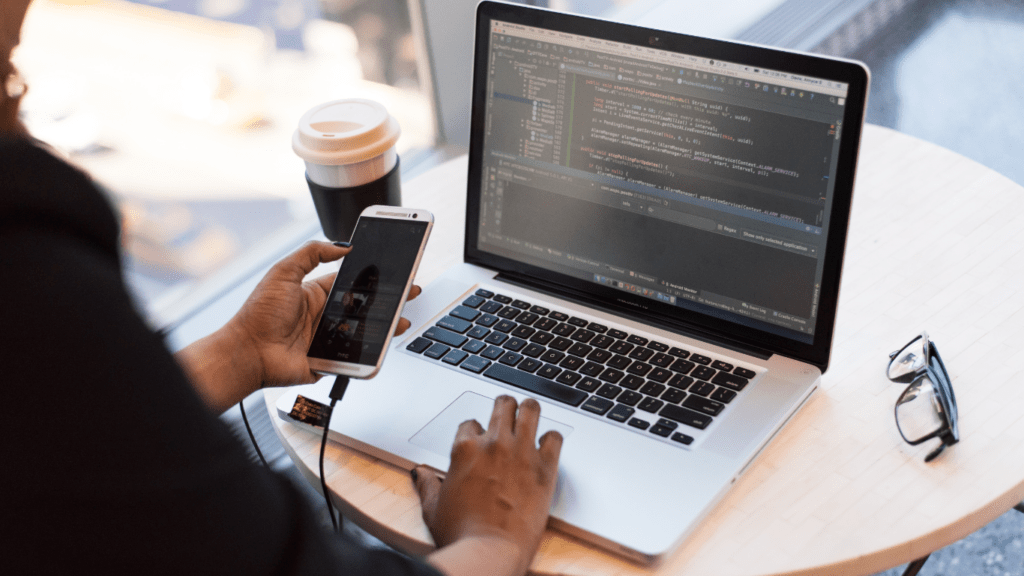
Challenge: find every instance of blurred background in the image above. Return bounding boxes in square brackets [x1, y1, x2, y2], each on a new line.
[11, 1, 1024, 572]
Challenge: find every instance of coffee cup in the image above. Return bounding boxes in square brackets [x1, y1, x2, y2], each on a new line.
[292, 99, 402, 241]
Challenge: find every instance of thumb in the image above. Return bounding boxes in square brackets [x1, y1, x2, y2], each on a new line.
[412, 465, 443, 525]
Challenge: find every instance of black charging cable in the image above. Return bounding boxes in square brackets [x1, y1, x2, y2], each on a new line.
[239, 398, 270, 468]
[320, 375, 350, 532]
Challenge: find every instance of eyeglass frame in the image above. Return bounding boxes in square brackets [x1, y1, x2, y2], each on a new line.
[887, 332, 959, 462]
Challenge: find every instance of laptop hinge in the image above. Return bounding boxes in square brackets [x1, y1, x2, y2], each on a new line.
[494, 272, 773, 361]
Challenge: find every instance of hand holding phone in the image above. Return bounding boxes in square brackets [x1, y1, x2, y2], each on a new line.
[307, 205, 433, 378]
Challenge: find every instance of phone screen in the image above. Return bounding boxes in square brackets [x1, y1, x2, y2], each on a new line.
[308, 217, 429, 366]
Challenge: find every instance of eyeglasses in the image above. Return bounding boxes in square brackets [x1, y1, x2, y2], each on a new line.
[887, 332, 959, 462]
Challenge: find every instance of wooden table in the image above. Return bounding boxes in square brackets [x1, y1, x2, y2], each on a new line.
[265, 124, 1024, 576]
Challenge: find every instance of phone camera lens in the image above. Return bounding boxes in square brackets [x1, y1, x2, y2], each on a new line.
[412, 214, 418, 219]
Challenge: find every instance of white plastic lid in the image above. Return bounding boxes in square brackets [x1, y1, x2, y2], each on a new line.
[292, 99, 401, 165]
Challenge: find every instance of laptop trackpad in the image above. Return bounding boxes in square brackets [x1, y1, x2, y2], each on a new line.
[410, 391, 574, 458]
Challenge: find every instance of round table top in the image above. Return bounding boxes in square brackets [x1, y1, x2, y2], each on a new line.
[265, 124, 1024, 576]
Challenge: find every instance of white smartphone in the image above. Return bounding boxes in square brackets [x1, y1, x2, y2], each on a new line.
[307, 205, 434, 378]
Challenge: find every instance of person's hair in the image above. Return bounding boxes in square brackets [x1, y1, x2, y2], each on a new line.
[1, 41, 25, 136]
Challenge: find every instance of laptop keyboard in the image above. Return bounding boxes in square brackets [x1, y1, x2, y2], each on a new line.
[405, 288, 758, 447]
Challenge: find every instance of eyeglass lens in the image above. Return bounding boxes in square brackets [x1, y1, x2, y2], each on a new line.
[888, 335, 927, 380]
[895, 374, 946, 443]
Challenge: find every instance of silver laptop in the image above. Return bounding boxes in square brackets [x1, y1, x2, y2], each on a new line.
[278, 1, 869, 564]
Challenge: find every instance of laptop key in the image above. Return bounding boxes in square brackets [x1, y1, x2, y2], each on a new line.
[692, 366, 716, 380]
[534, 317, 558, 331]
[484, 332, 509, 346]
[596, 383, 622, 400]
[450, 305, 481, 321]
[494, 319, 517, 333]
[540, 350, 565, 364]
[661, 388, 686, 404]
[568, 317, 589, 327]
[480, 301, 503, 314]
[609, 341, 634, 355]
[481, 345, 505, 360]
[443, 350, 469, 365]
[529, 305, 550, 315]
[537, 364, 562, 379]
[579, 362, 604, 377]
[640, 382, 665, 397]
[659, 404, 713, 430]
[711, 388, 737, 403]
[671, 432, 695, 445]
[467, 325, 490, 340]
[670, 359, 695, 374]
[648, 368, 671, 383]
[713, 372, 750, 391]
[647, 341, 669, 352]
[650, 353, 673, 368]
[463, 340, 487, 354]
[712, 360, 734, 372]
[461, 296, 486, 309]
[484, 364, 587, 407]
[638, 397, 663, 413]
[649, 424, 673, 437]
[607, 355, 632, 369]
[587, 349, 612, 363]
[618, 390, 642, 406]
[474, 289, 494, 298]
[437, 316, 472, 334]
[511, 299, 531, 309]
[581, 396, 614, 415]
[576, 377, 601, 392]
[461, 356, 491, 374]
[556, 371, 582, 386]
[620, 375, 644, 390]
[503, 338, 527, 352]
[549, 337, 573, 351]
[516, 312, 540, 325]
[511, 325, 536, 339]
[559, 356, 585, 371]
[627, 417, 650, 430]
[668, 347, 690, 358]
[424, 343, 451, 359]
[424, 327, 468, 348]
[567, 343, 593, 357]
[627, 335, 649, 346]
[734, 367, 757, 379]
[626, 361, 653, 377]
[548, 311, 569, 322]
[493, 294, 513, 304]
[690, 381, 715, 397]
[607, 328, 628, 339]
[690, 354, 712, 365]
[667, 374, 693, 390]
[529, 331, 554, 345]
[552, 323, 576, 337]
[627, 347, 654, 361]
[522, 343, 545, 358]
[587, 322, 608, 334]
[590, 334, 614, 349]
[476, 314, 499, 327]
[499, 352, 523, 366]
[497, 307, 521, 320]
[607, 404, 634, 423]
[598, 368, 624, 384]
[684, 396, 725, 416]
[520, 358, 542, 373]
[406, 337, 432, 353]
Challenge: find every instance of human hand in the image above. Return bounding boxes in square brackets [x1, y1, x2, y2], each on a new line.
[228, 240, 420, 389]
[414, 396, 563, 576]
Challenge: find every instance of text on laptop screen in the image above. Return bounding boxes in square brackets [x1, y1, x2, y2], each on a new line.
[475, 20, 851, 343]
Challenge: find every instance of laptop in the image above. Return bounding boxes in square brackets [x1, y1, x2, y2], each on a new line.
[278, 0, 869, 564]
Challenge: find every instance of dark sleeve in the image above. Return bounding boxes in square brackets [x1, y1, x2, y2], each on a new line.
[0, 143, 443, 576]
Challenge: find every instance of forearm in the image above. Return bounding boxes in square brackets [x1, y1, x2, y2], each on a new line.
[427, 536, 528, 576]
[175, 321, 263, 414]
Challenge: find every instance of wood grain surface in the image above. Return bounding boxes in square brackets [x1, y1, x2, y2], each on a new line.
[265, 124, 1024, 575]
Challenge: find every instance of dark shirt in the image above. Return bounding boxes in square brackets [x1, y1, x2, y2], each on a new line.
[0, 137, 442, 576]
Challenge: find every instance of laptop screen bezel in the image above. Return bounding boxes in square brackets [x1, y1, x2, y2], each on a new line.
[464, 0, 869, 372]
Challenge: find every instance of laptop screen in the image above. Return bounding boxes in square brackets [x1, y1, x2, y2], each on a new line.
[466, 3, 867, 368]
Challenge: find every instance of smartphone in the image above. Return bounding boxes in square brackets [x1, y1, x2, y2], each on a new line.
[307, 205, 433, 378]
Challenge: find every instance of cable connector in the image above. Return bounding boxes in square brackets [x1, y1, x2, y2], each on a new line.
[329, 375, 350, 401]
